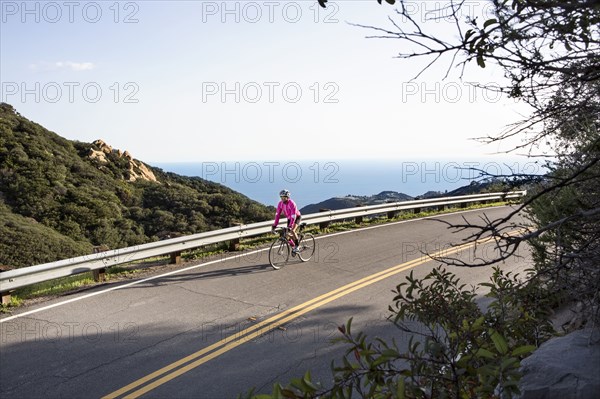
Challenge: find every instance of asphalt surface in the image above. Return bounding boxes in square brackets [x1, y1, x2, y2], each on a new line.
[0, 206, 531, 399]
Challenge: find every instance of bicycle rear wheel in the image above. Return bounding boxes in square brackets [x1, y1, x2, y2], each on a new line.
[269, 239, 289, 269]
[297, 233, 316, 262]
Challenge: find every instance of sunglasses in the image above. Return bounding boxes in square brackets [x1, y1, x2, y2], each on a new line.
[280, 196, 288, 199]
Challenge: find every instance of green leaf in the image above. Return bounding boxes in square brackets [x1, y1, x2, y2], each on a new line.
[465, 29, 475, 42]
[472, 316, 485, 330]
[381, 349, 400, 357]
[280, 389, 298, 398]
[501, 357, 519, 370]
[476, 348, 496, 359]
[511, 345, 536, 357]
[270, 384, 283, 399]
[396, 378, 405, 399]
[490, 330, 508, 354]
[346, 318, 353, 335]
[477, 55, 486, 68]
[565, 41, 572, 52]
[483, 18, 497, 29]
[371, 355, 392, 367]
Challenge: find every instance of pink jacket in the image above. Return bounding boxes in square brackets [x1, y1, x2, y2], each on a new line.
[273, 199, 301, 227]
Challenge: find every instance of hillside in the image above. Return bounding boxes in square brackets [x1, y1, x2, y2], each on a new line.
[300, 182, 513, 213]
[300, 191, 414, 213]
[0, 103, 273, 268]
[420, 180, 510, 198]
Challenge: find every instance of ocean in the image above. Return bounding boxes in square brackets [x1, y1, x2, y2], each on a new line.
[154, 158, 542, 208]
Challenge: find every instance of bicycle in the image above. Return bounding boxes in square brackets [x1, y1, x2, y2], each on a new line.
[269, 223, 316, 270]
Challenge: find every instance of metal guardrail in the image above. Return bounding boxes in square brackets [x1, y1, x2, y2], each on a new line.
[0, 191, 525, 294]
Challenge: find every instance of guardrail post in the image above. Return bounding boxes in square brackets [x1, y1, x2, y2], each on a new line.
[0, 265, 13, 305]
[229, 239, 240, 251]
[93, 269, 106, 282]
[319, 209, 330, 231]
[354, 204, 364, 224]
[229, 222, 242, 251]
[437, 205, 445, 212]
[92, 246, 108, 282]
[170, 251, 182, 265]
[461, 202, 468, 209]
[413, 207, 421, 214]
[1, 292, 12, 305]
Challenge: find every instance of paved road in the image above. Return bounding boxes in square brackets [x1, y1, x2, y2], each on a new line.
[0, 206, 530, 399]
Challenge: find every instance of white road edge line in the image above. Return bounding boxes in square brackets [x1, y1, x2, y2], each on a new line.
[0, 206, 509, 323]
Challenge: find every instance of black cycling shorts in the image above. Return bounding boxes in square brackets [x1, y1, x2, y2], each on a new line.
[289, 215, 301, 228]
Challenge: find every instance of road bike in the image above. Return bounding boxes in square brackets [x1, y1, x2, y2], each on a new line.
[269, 223, 316, 269]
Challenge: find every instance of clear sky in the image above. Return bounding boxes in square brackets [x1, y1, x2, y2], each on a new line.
[1, 0, 534, 164]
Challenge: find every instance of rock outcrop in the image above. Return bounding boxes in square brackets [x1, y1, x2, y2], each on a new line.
[518, 328, 600, 399]
[89, 139, 157, 182]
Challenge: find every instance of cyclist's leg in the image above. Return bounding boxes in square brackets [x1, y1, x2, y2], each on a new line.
[291, 227, 300, 247]
[290, 216, 301, 245]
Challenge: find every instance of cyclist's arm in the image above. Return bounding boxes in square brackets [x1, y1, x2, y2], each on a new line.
[273, 201, 283, 227]
[287, 200, 299, 228]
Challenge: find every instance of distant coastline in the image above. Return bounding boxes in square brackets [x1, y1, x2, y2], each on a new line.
[155, 158, 540, 207]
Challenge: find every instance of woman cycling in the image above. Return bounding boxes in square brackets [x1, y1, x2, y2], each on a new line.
[271, 189, 302, 254]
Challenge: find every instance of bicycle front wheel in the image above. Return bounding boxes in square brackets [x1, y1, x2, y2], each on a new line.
[297, 233, 316, 262]
[269, 239, 290, 269]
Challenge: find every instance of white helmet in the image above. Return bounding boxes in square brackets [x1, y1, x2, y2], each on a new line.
[279, 189, 291, 197]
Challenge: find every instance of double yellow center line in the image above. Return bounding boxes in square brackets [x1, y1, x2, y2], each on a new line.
[103, 234, 510, 398]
